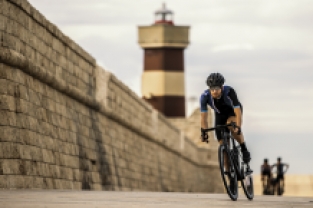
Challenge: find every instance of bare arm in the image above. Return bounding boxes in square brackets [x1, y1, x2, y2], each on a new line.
[234, 108, 242, 127]
[284, 164, 290, 173]
[201, 112, 209, 129]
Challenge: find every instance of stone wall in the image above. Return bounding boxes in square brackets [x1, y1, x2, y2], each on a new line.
[0, 0, 223, 192]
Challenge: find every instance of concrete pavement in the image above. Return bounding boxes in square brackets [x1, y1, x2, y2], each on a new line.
[0, 191, 312, 208]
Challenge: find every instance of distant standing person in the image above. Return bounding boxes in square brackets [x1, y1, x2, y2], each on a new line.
[271, 157, 289, 194]
[261, 158, 272, 194]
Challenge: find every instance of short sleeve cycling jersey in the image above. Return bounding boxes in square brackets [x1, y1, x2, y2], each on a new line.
[200, 85, 241, 114]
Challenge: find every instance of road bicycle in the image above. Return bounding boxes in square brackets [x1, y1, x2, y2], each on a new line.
[202, 122, 254, 201]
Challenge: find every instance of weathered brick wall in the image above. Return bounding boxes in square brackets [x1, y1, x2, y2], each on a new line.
[0, 0, 223, 192]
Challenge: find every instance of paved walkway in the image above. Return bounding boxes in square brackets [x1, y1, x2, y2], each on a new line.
[0, 191, 312, 208]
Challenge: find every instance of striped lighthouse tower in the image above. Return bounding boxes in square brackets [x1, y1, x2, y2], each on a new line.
[138, 4, 190, 117]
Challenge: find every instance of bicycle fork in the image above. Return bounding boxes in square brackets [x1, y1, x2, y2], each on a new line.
[223, 144, 236, 178]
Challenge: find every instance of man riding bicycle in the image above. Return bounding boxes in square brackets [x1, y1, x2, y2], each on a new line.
[199, 73, 251, 164]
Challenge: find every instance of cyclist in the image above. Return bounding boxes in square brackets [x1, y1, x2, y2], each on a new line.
[200, 73, 251, 164]
[271, 157, 289, 193]
[261, 158, 272, 194]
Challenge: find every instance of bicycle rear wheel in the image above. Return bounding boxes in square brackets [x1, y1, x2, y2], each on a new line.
[240, 164, 254, 200]
[218, 145, 238, 201]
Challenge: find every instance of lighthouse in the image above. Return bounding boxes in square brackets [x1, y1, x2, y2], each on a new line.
[138, 4, 190, 117]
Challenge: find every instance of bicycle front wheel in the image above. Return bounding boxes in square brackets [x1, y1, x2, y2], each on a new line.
[240, 164, 254, 200]
[218, 145, 238, 201]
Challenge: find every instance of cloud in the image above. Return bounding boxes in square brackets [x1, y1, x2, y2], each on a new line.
[211, 44, 255, 52]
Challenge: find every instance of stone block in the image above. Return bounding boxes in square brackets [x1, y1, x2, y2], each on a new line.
[68, 155, 79, 169]
[91, 183, 102, 190]
[42, 148, 55, 164]
[21, 160, 33, 176]
[53, 179, 62, 189]
[34, 107, 44, 121]
[73, 181, 81, 190]
[28, 115, 39, 132]
[0, 142, 20, 159]
[42, 97, 56, 112]
[47, 164, 56, 178]
[64, 167, 74, 181]
[81, 158, 92, 172]
[63, 180, 74, 190]
[39, 121, 49, 136]
[59, 166, 68, 179]
[8, 175, 24, 189]
[0, 175, 8, 188]
[72, 168, 80, 181]
[19, 145, 32, 160]
[16, 113, 30, 129]
[54, 165, 61, 179]
[31, 146, 43, 162]
[43, 177, 54, 189]
[0, 110, 16, 126]
[91, 172, 101, 183]
[0, 13, 7, 31]
[31, 79, 43, 95]
[66, 143, 77, 156]
[10, 69, 26, 87]
[33, 177, 43, 189]
[84, 149, 96, 161]
[0, 75, 5, 93]
[41, 163, 51, 178]
[0, 64, 13, 81]
[43, 135, 54, 150]
[0, 94, 16, 111]
[23, 176, 34, 188]
[28, 89, 42, 106]
[15, 98, 27, 114]
[1, 159, 20, 174]
[0, 126, 17, 143]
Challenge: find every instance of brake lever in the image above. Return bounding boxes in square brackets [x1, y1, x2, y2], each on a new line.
[237, 128, 241, 135]
[230, 122, 241, 135]
[200, 129, 210, 143]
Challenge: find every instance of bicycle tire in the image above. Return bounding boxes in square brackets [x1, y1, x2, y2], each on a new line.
[218, 145, 238, 201]
[240, 165, 254, 200]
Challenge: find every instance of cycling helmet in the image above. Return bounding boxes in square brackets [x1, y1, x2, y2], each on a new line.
[206, 72, 225, 87]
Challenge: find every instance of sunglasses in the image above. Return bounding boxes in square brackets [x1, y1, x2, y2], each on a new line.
[209, 86, 222, 91]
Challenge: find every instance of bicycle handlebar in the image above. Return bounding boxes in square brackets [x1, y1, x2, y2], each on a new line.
[201, 122, 241, 135]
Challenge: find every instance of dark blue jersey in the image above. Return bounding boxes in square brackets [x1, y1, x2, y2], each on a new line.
[200, 85, 241, 114]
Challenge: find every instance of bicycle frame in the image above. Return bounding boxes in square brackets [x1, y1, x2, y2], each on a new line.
[203, 123, 247, 180]
[221, 129, 244, 180]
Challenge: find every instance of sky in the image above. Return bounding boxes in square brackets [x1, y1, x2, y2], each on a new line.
[28, 0, 313, 174]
